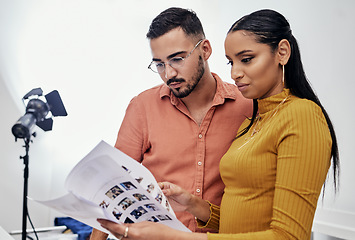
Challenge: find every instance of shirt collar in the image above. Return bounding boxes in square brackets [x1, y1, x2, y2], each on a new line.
[159, 72, 237, 106]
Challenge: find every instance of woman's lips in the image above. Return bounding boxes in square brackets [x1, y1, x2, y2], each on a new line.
[236, 83, 249, 92]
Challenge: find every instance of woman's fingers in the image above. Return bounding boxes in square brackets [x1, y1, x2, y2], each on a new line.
[158, 181, 180, 196]
[97, 219, 178, 240]
[97, 219, 126, 239]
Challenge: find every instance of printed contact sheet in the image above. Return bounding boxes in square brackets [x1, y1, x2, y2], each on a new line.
[33, 141, 190, 234]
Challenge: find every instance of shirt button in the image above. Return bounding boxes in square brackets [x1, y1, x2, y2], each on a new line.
[198, 134, 203, 139]
[196, 189, 201, 193]
[198, 161, 202, 166]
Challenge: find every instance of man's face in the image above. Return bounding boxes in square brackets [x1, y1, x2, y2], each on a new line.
[149, 28, 205, 98]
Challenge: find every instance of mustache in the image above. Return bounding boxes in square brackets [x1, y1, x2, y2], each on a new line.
[167, 78, 185, 85]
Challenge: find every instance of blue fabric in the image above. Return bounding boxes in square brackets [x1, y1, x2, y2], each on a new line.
[55, 217, 93, 240]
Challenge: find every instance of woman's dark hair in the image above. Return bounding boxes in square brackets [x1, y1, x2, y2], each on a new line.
[146, 7, 205, 40]
[229, 9, 339, 191]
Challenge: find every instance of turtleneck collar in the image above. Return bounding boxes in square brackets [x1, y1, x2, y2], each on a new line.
[257, 88, 292, 115]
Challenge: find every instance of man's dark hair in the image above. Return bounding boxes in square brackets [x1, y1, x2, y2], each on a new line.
[146, 7, 205, 40]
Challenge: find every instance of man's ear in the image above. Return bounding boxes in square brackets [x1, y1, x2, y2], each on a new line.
[201, 39, 212, 60]
[278, 39, 291, 65]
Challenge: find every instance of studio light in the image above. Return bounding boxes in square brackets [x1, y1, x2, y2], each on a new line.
[12, 87, 67, 140]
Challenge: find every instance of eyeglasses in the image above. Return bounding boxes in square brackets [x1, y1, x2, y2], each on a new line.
[148, 39, 203, 74]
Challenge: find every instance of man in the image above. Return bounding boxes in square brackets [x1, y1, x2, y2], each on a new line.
[90, 7, 252, 240]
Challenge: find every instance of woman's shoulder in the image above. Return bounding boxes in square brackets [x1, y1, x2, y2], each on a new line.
[280, 96, 329, 131]
[285, 96, 323, 117]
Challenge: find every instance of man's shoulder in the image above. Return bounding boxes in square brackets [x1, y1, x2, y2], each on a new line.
[212, 72, 239, 95]
[217, 80, 246, 101]
[135, 84, 167, 99]
[213, 74, 252, 116]
[221, 80, 239, 92]
[127, 84, 170, 109]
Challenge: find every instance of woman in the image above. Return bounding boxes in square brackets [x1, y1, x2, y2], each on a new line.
[98, 9, 339, 240]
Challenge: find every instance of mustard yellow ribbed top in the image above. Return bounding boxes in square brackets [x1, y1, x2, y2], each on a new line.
[204, 89, 332, 240]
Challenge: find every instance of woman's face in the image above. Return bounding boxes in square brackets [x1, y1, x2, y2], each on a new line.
[224, 30, 284, 99]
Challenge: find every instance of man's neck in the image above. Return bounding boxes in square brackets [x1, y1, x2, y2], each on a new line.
[180, 72, 217, 125]
[182, 72, 216, 105]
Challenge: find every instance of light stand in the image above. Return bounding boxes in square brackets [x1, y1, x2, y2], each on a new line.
[12, 88, 67, 240]
[20, 137, 31, 240]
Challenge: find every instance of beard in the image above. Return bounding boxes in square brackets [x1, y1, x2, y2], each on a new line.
[168, 56, 205, 98]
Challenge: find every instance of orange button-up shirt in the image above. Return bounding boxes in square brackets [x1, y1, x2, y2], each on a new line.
[115, 73, 252, 232]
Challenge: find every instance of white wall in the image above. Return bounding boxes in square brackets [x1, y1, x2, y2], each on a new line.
[0, 0, 354, 239]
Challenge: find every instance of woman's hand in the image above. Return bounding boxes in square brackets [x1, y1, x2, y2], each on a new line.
[159, 181, 193, 212]
[159, 182, 212, 222]
[97, 219, 206, 240]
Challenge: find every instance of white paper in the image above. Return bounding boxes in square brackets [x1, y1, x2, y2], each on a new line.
[34, 141, 190, 233]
